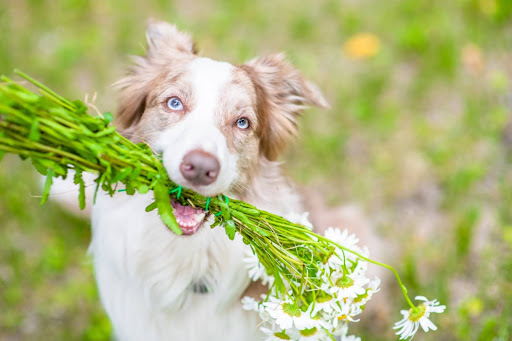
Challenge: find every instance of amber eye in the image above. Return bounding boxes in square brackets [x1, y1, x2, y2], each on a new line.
[236, 117, 250, 129]
[167, 97, 184, 111]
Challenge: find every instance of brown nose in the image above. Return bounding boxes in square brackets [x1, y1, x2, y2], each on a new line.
[180, 150, 220, 186]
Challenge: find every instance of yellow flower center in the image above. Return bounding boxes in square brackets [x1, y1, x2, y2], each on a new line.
[335, 275, 354, 288]
[316, 294, 333, 303]
[299, 327, 318, 337]
[409, 303, 427, 322]
[283, 303, 301, 318]
[273, 332, 291, 340]
[354, 290, 369, 303]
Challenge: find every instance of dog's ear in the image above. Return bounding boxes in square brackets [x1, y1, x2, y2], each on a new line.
[145, 19, 197, 57]
[115, 20, 196, 131]
[242, 53, 329, 160]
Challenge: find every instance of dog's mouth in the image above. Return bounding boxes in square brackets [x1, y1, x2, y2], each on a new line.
[171, 199, 207, 235]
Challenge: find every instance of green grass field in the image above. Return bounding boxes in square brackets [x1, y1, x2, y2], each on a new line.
[1, 0, 511, 340]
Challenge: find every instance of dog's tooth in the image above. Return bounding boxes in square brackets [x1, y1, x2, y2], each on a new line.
[193, 213, 205, 222]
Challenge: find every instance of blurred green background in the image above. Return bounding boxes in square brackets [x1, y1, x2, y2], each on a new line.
[1, 0, 511, 340]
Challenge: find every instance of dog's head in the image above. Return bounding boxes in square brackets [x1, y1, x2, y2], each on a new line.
[115, 20, 328, 234]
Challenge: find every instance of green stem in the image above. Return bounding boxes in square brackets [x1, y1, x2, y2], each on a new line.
[314, 234, 417, 311]
[14, 70, 76, 109]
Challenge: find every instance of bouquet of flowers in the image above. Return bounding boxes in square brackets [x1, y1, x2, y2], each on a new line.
[0, 71, 445, 340]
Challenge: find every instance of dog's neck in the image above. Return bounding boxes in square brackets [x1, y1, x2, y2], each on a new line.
[230, 157, 303, 217]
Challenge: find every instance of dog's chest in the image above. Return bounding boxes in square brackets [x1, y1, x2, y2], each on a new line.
[89, 181, 302, 341]
[91, 192, 249, 297]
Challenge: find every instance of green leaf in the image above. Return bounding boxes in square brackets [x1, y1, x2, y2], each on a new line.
[41, 169, 54, 205]
[137, 184, 149, 194]
[210, 217, 221, 229]
[93, 172, 107, 204]
[159, 211, 182, 234]
[103, 112, 114, 124]
[31, 159, 48, 175]
[28, 119, 40, 141]
[145, 201, 158, 212]
[230, 210, 251, 226]
[225, 219, 236, 240]
[125, 181, 135, 195]
[13, 91, 39, 103]
[73, 168, 86, 210]
[95, 125, 116, 138]
[93, 181, 100, 204]
[154, 181, 182, 235]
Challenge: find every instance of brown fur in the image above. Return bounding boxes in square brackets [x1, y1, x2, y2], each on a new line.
[114, 20, 197, 131]
[240, 54, 329, 160]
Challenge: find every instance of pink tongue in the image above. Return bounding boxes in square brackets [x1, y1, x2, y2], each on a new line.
[170, 199, 206, 235]
[172, 200, 199, 216]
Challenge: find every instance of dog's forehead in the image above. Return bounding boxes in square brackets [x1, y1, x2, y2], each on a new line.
[187, 58, 234, 99]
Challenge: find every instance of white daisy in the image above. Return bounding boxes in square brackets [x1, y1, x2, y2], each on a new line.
[324, 271, 369, 300]
[311, 294, 342, 315]
[337, 301, 363, 322]
[324, 228, 363, 255]
[323, 228, 370, 271]
[263, 297, 317, 330]
[351, 276, 381, 308]
[366, 277, 381, 298]
[393, 296, 446, 340]
[242, 225, 381, 341]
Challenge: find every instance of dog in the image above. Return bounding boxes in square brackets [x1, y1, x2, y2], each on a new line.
[85, 19, 329, 341]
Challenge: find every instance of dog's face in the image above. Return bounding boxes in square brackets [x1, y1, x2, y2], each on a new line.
[115, 20, 327, 234]
[136, 58, 261, 197]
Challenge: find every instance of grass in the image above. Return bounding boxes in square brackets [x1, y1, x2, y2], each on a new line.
[1, 0, 511, 339]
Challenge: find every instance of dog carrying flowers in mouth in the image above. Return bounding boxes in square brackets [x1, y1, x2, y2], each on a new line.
[242, 227, 446, 340]
[0, 19, 446, 341]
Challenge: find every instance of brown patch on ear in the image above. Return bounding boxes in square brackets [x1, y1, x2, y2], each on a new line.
[240, 53, 329, 160]
[115, 82, 148, 130]
[114, 19, 197, 131]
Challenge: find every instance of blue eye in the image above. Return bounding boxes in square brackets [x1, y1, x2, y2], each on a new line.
[236, 117, 250, 129]
[167, 97, 184, 111]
